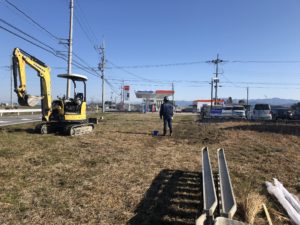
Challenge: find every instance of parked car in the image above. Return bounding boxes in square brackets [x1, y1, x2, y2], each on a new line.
[271, 108, 292, 120]
[252, 104, 272, 120]
[244, 105, 253, 119]
[221, 106, 233, 118]
[232, 106, 246, 119]
[210, 107, 223, 117]
[291, 109, 300, 120]
[181, 107, 196, 113]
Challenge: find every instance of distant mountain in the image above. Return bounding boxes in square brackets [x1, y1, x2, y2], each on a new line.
[175, 98, 300, 107]
[175, 100, 193, 107]
[247, 98, 299, 106]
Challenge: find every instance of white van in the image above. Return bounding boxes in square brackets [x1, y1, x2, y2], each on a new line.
[252, 104, 272, 120]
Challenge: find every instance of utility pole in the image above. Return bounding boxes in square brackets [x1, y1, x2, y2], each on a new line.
[66, 0, 74, 98]
[120, 85, 122, 105]
[171, 82, 174, 106]
[246, 86, 249, 105]
[98, 41, 105, 113]
[119, 83, 124, 111]
[208, 54, 224, 105]
[10, 65, 13, 108]
[210, 78, 213, 116]
[122, 80, 125, 111]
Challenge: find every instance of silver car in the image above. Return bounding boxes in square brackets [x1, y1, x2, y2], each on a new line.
[232, 106, 246, 119]
[252, 104, 272, 120]
[221, 106, 233, 118]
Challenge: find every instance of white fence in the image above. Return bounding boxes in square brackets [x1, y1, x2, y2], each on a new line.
[0, 109, 41, 117]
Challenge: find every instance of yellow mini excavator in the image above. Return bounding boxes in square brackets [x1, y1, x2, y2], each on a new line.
[12, 47, 94, 136]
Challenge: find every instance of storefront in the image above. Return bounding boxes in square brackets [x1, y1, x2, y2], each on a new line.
[135, 90, 175, 112]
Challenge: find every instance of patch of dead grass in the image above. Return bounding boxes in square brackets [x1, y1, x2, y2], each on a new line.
[0, 114, 299, 224]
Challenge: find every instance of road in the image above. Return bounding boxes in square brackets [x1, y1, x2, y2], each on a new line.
[0, 114, 41, 127]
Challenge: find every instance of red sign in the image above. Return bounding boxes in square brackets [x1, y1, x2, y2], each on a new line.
[155, 90, 174, 94]
[124, 85, 130, 91]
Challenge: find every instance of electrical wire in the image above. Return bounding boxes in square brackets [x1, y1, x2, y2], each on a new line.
[107, 60, 208, 69]
[74, 14, 96, 52]
[107, 60, 161, 83]
[0, 23, 100, 78]
[0, 18, 59, 54]
[231, 60, 300, 64]
[3, 1, 300, 95]
[220, 74, 242, 88]
[224, 81, 300, 86]
[102, 59, 300, 71]
[76, 1, 98, 44]
[2, 0, 61, 41]
[1, 1, 100, 78]
[0, 24, 58, 56]
[105, 79, 121, 96]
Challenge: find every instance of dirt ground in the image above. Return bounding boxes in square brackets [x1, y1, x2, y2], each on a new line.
[0, 113, 299, 225]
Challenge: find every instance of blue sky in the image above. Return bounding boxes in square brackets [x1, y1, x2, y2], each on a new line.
[1, 0, 300, 103]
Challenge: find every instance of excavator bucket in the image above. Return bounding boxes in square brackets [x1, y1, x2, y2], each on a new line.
[18, 95, 44, 107]
[27, 95, 44, 107]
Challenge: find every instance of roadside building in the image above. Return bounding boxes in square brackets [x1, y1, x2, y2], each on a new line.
[135, 90, 174, 112]
[193, 99, 225, 112]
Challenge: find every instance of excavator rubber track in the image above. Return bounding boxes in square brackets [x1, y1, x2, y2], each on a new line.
[64, 123, 94, 136]
[35, 122, 94, 136]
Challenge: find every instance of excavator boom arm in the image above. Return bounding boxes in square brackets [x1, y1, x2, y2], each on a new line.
[12, 48, 52, 121]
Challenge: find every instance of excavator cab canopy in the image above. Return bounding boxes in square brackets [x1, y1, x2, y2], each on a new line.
[57, 74, 87, 101]
[57, 73, 88, 82]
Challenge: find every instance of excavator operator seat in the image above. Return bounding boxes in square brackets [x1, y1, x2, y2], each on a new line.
[64, 93, 83, 114]
[75, 93, 83, 102]
[75, 92, 83, 107]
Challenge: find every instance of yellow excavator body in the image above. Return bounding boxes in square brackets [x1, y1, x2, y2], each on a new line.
[12, 48, 94, 136]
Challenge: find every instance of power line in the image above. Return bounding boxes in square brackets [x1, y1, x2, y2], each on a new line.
[223, 81, 300, 86]
[0, 0, 125, 102]
[105, 79, 120, 96]
[2, 0, 61, 41]
[0, 24, 57, 56]
[221, 84, 300, 90]
[1, 1, 99, 78]
[106, 78, 210, 84]
[107, 60, 161, 83]
[101, 59, 300, 70]
[0, 23, 100, 78]
[220, 74, 242, 88]
[74, 14, 96, 52]
[0, 18, 59, 54]
[72, 51, 99, 74]
[77, 2, 98, 43]
[107, 60, 208, 69]
[75, 1, 98, 48]
[231, 60, 300, 64]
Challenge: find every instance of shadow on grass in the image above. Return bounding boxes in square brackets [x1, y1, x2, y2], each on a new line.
[223, 123, 300, 136]
[2, 127, 36, 134]
[115, 131, 172, 137]
[115, 131, 151, 135]
[127, 169, 202, 225]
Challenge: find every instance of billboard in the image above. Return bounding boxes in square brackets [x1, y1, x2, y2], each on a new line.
[124, 85, 130, 101]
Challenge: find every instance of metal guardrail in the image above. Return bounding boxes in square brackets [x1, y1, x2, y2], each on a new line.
[0, 109, 41, 117]
[217, 148, 237, 219]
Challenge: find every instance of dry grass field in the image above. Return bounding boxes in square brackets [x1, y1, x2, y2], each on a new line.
[0, 113, 299, 225]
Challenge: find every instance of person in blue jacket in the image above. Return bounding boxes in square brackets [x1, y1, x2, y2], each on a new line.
[160, 96, 174, 136]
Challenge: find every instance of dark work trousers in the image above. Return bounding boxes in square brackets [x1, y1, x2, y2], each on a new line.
[163, 117, 172, 135]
